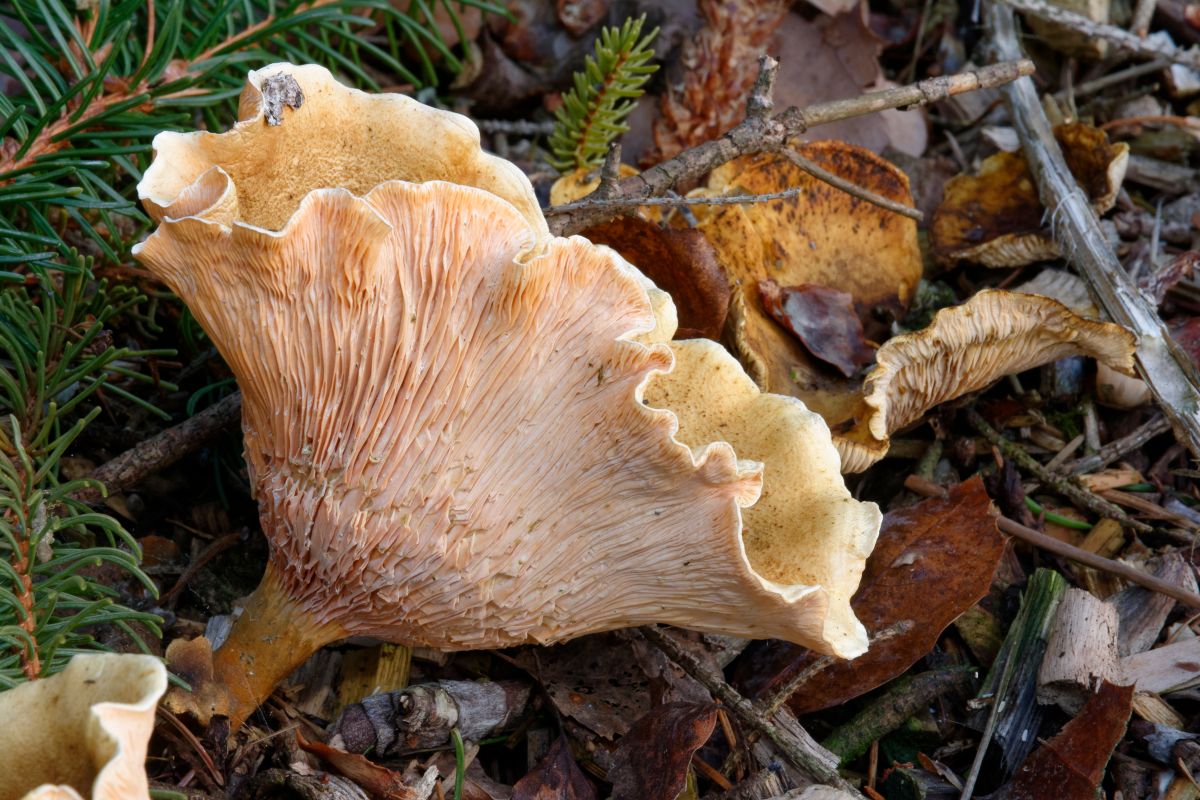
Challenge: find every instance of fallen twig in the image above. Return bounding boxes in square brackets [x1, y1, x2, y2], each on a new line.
[547, 58, 1034, 235]
[781, 149, 923, 220]
[637, 625, 863, 797]
[998, 0, 1200, 68]
[80, 392, 242, 501]
[989, 2, 1200, 460]
[967, 410, 1152, 533]
[905, 475, 1200, 609]
[1064, 414, 1173, 475]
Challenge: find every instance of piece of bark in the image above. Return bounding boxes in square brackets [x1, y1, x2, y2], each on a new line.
[335, 643, 412, 714]
[291, 650, 343, 720]
[330, 680, 531, 754]
[990, 2, 1200, 460]
[701, 768, 787, 800]
[966, 569, 1066, 789]
[1131, 691, 1186, 728]
[1038, 588, 1122, 713]
[1121, 637, 1200, 694]
[243, 769, 370, 800]
[1109, 552, 1198, 656]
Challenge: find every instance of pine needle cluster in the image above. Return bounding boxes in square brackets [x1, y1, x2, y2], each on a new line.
[548, 14, 659, 173]
[0, 0, 500, 684]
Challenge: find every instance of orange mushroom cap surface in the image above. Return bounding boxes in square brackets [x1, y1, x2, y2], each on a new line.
[134, 63, 880, 726]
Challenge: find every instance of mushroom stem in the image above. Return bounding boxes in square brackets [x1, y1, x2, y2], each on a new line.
[167, 562, 346, 729]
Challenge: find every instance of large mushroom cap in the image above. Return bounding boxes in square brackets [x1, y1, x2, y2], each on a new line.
[135, 64, 883, 726]
[135, 175, 877, 653]
[0, 654, 166, 800]
[138, 62, 547, 237]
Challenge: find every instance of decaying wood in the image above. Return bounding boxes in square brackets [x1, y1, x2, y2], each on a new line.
[821, 668, 974, 763]
[1037, 587, 1122, 713]
[335, 643, 412, 714]
[989, 2, 1200, 461]
[637, 626, 862, 798]
[329, 680, 531, 754]
[546, 58, 1035, 236]
[963, 569, 1066, 797]
[1064, 414, 1172, 475]
[705, 768, 787, 800]
[1131, 691, 1186, 728]
[243, 769, 369, 800]
[999, 0, 1200, 68]
[1109, 552, 1197, 656]
[1121, 637, 1200, 694]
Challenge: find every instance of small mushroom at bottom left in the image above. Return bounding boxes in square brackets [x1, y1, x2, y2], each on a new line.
[0, 653, 167, 800]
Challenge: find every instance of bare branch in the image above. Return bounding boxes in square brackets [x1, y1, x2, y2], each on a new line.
[547, 59, 1034, 235]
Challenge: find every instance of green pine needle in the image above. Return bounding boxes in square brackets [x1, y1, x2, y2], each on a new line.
[0, 0, 508, 273]
[0, 271, 165, 686]
[548, 15, 658, 173]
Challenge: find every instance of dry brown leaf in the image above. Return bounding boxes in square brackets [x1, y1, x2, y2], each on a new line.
[834, 290, 1137, 472]
[579, 217, 729, 339]
[512, 736, 596, 800]
[996, 681, 1133, 800]
[607, 702, 717, 800]
[759, 281, 875, 377]
[730, 477, 1003, 713]
[931, 123, 1129, 267]
[769, 9, 927, 156]
[297, 732, 429, 800]
[648, 0, 790, 162]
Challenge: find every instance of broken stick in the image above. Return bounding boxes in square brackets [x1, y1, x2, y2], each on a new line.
[989, 2, 1200, 461]
[547, 58, 1034, 235]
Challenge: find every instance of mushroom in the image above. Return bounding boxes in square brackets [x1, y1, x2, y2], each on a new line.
[1014, 269, 1152, 409]
[834, 289, 1138, 472]
[931, 123, 1128, 267]
[0, 654, 166, 800]
[134, 63, 880, 728]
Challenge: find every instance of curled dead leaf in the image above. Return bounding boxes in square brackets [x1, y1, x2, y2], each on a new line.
[833, 290, 1137, 472]
[931, 123, 1129, 267]
[758, 280, 875, 377]
[297, 732, 433, 800]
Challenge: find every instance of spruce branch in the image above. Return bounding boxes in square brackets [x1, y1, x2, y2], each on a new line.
[0, 271, 164, 686]
[0, 0, 506, 272]
[548, 14, 658, 172]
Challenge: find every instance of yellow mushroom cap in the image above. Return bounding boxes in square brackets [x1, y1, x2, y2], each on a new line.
[0, 654, 166, 800]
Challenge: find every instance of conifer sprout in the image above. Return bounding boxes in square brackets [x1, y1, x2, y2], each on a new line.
[135, 63, 880, 729]
[0, 654, 166, 800]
